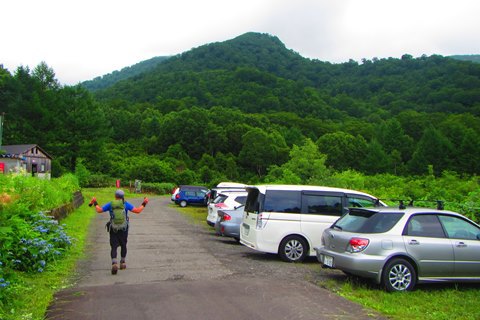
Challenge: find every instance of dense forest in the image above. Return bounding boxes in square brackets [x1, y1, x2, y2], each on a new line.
[1, 32, 480, 187]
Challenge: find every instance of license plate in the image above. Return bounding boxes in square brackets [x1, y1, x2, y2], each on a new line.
[323, 255, 334, 267]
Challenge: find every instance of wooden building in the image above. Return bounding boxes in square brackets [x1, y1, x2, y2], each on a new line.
[0, 144, 52, 179]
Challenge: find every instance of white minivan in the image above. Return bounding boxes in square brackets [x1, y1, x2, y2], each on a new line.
[240, 185, 385, 262]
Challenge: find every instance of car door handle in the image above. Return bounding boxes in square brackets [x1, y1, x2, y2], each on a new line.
[408, 240, 420, 245]
[456, 242, 467, 248]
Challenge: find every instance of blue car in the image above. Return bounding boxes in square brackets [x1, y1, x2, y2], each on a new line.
[174, 185, 209, 207]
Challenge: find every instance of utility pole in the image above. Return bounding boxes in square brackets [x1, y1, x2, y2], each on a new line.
[0, 112, 4, 151]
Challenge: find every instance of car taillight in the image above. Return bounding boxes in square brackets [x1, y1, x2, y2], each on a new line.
[223, 213, 231, 221]
[175, 194, 180, 199]
[348, 238, 369, 253]
[256, 213, 263, 229]
[215, 203, 227, 208]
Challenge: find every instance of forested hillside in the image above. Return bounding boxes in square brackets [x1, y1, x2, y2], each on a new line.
[1, 32, 480, 187]
[451, 54, 480, 64]
[81, 56, 170, 91]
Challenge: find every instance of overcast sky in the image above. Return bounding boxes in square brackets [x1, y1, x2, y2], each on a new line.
[2, 0, 479, 85]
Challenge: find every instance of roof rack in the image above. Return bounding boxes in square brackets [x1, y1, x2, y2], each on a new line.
[388, 199, 409, 209]
[392, 199, 445, 210]
[436, 200, 444, 210]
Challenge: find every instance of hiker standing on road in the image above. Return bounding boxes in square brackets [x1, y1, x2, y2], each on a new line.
[89, 189, 149, 274]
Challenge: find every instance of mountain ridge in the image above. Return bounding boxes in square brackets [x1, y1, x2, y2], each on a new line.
[82, 56, 170, 91]
[86, 32, 480, 118]
[83, 32, 480, 95]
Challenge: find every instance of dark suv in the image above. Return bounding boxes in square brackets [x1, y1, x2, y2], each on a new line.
[174, 185, 209, 207]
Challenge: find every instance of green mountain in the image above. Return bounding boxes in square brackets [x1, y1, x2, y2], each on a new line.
[81, 56, 170, 91]
[93, 32, 480, 117]
[450, 55, 480, 63]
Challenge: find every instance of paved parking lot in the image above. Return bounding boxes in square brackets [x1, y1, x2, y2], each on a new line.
[46, 196, 384, 319]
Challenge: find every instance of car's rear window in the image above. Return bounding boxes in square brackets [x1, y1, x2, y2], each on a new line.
[234, 196, 247, 205]
[214, 195, 228, 203]
[334, 210, 404, 233]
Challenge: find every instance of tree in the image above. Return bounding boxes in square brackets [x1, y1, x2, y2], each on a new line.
[457, 129, 480, 175]
[214, 152, 240, 181]
[121, 156, 175, 183]
[377, 118, 414, 162]
[53, 85, 110, 171]
[265, 166, 301, 184]
[161, 143, 193, 172]
[408, 127, 454, 176]
[238, 128, 288, 178]
[32, 61, 59, 90]
[196, 154, 217, 184]
[265, 138, 329, 184]
[316, 132, 367, 171]
[360, 139, 391, 175]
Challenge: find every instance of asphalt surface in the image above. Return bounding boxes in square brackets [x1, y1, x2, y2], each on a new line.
[46, 196, 385, 320]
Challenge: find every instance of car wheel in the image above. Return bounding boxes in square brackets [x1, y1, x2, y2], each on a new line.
[179, 200, 187, 207]
[382, 258, 417, 292]
[279, 235, 308, 262]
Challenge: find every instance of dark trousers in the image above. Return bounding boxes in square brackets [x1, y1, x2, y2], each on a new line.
[109, 228, 128, 261]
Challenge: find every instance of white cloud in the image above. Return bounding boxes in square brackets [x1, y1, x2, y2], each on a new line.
[1, 0, 479, 84]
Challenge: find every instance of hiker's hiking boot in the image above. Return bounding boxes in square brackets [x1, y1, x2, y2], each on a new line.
[120, 262, 126, 270]
[111, 263, 118, 275]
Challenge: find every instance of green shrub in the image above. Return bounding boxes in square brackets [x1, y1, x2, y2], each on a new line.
[327, 171, 480, 221]
[74, 160, 91, 187]
[4, 212, 72, 273]
[83, 174, 115, 188]
[141, 182, 176, 194]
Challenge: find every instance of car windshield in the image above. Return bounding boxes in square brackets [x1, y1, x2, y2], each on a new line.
[334, 210, 404, 233]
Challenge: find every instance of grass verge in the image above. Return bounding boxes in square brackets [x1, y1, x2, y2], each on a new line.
[171, 203, 209, 226]
[320, 273, 480, 320]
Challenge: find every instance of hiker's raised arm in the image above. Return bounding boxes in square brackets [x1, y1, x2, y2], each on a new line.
[95, 204, 103, 213]
[131, 197, 148, 214]
[89, 197, 104, 213]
